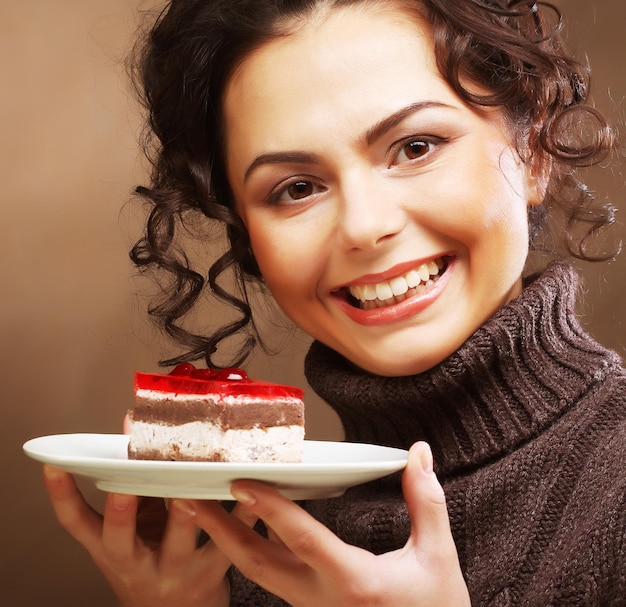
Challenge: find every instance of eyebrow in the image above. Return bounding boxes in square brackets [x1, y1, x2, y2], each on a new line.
[244, 151, 322, 183]
[364, 100, 454, 145]
[243, 100, 454, 182]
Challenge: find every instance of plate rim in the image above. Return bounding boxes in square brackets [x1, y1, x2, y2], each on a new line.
[23, 433, 408, 499]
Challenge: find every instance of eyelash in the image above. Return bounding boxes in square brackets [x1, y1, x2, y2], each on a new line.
[265, 135, 446, 205]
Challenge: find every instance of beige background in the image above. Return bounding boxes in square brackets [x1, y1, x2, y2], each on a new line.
[1, 1, 624, 605]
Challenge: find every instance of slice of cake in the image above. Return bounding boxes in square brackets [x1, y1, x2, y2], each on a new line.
[127, 363, 305, 463]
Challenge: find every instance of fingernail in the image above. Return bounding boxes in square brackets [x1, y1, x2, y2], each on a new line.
[43, 466, 62, 485]
[111, 493, 132, 512]
[230, 487, 257, 506]
[172, 499, 196, 517]
[419, 443, 434, 475]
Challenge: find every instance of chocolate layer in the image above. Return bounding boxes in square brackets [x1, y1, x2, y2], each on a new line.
[131, 396, 304, 430]
[128, 445, 228, 462]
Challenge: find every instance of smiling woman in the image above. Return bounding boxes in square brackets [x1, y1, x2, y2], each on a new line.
[40, 1, 626, 606]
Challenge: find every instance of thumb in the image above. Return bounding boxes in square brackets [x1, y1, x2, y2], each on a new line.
[402, 442, 471, 605]
[122, 413, 132, 435]
[402, 442, 455, 556]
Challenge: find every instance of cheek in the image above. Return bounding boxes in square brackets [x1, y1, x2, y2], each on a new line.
[442, 166, 530, 245]
[248, 223, 321, 302]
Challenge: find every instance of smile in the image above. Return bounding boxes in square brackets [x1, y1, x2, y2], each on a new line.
[346, 256, 449, 310]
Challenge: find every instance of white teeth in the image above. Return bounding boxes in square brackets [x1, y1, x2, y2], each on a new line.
[390, 276, 409, 296]
[418, 263, 431, 282]
[406, 270, 421, 288]
[348, 257, 446, 308]
[375, 283, 394, 301]
[362, 284, 378, 301]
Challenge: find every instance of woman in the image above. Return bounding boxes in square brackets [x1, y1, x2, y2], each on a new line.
[44, 1, 625, 605]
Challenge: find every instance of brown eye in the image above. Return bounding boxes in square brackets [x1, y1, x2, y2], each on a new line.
[271, 178, 324, 205]
[286, 180, 314, 200]
[402, 140, 430, 160]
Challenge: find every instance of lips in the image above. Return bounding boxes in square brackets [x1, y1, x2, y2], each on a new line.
[346, 256, 449, 309]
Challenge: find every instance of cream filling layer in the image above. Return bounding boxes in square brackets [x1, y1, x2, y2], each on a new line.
[129, 421, 305, 462]
[348, 257, 446, 310]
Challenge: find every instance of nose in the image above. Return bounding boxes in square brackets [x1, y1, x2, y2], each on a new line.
[336, 172, 407, 251]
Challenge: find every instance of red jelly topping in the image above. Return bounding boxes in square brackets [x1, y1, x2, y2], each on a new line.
[135, 363, 304, 399]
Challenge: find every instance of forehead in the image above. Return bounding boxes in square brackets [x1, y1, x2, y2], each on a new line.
[222, 4, 453, 146]
[227, 2, 436, 88]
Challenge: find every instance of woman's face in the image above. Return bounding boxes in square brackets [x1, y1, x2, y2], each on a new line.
[223, 4, 540, 376]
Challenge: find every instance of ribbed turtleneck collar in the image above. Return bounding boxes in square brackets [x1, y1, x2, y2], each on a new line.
[304, 262, 621, 478]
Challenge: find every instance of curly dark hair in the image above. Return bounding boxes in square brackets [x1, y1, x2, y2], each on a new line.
[128, 0, 619, 368]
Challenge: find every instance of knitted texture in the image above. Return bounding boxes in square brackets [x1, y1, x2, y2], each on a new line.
[229, 263, 626, 606]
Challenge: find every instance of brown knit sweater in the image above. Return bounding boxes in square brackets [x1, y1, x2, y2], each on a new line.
[230, 262, 626, 606]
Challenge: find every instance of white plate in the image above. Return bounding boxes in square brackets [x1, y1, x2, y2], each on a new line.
[24, 434, 408, 500]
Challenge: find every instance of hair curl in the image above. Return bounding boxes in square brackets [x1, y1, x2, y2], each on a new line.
[128, 0, 619, 368]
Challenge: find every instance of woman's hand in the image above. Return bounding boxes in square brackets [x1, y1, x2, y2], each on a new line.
[183, 442, 470, 607]
[43, 466, 257, 607]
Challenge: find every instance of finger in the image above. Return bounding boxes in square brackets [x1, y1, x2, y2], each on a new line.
[228, 481, 347, 570]
[101, 492, 140, 563]
[43, 465, 103, 549]
[230, 500, 260, 530]
[402, 442, 457, 557]
[122, 413, 132, 434]
[158, 500, 206, 572]
[189, 499, 300, 597]
[166, 499, 259, 576]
